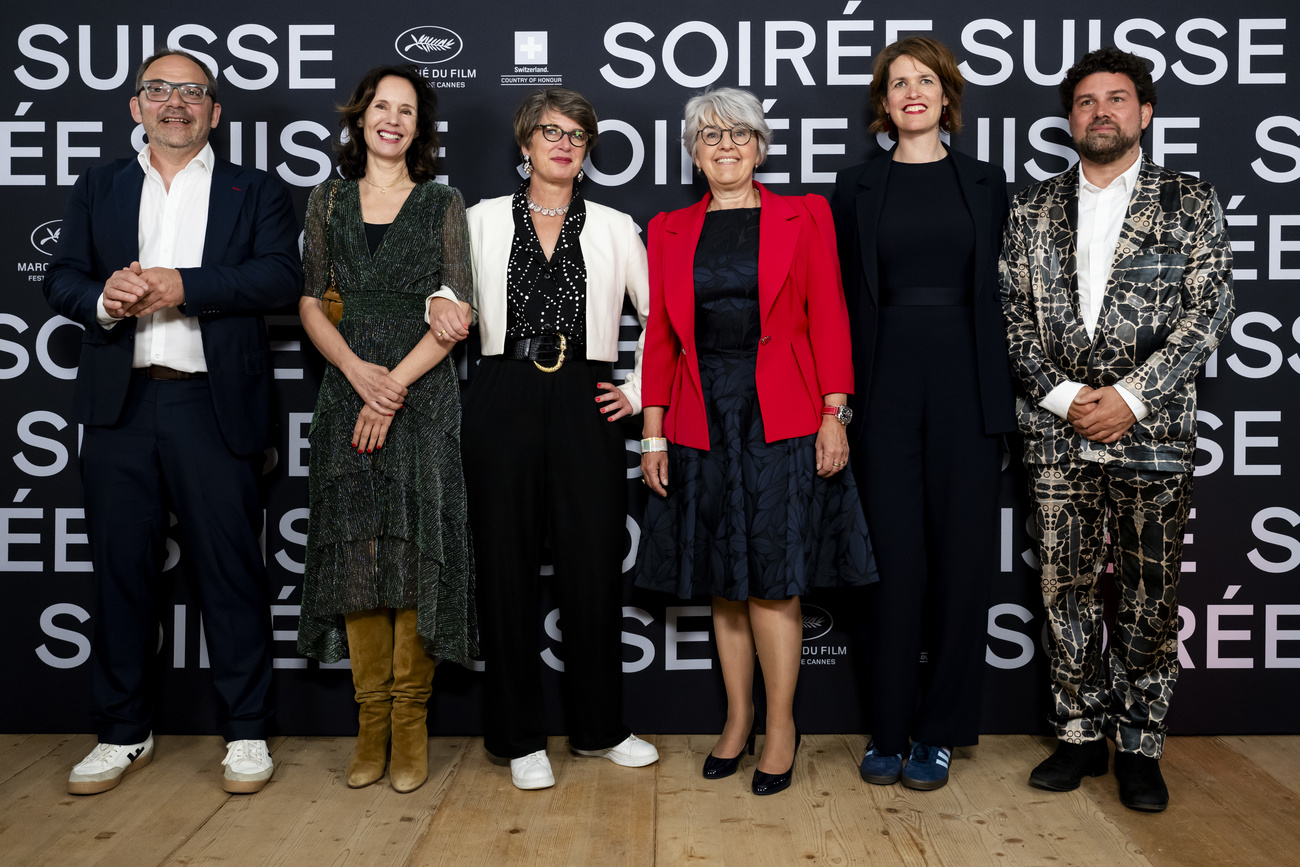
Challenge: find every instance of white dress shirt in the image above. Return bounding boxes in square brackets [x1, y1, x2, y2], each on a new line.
[96, 142, 214, 372]
[1039, 154, 1148, 423]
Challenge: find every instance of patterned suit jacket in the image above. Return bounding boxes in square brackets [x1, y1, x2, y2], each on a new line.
[998, 156, 1234, 472]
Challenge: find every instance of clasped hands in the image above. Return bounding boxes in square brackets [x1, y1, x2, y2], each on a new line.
[1068, 385, 1137, 443]
[103, 261, 185, 318]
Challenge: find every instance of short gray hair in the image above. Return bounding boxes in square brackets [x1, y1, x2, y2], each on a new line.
[682, 88, 771, 164]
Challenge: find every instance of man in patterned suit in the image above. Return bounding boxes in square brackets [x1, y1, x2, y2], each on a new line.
[999, 47, 1233, 812]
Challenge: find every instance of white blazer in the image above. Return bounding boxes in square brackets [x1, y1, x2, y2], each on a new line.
[465, 194, 650, 414]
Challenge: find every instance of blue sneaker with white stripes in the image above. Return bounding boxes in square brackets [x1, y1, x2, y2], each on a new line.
[860, 740, 903, 785]
[901, 743, 951, 790]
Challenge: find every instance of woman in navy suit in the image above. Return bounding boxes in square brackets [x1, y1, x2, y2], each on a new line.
[830, 36, 1016, 791]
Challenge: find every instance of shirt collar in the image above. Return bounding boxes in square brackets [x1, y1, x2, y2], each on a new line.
[1079, 150, 1143, 195]
[136, 142, 216, 177]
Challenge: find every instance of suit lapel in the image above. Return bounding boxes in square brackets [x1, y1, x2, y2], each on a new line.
[660, 195, 709, 347]
[114, 159, 144, 264]
[203, 160, 244, 266]
[854, 156, 890, 305]
[949, 153, 991, 300]
[756, 182, 797, 327]
[1091, 157, 1159, 348]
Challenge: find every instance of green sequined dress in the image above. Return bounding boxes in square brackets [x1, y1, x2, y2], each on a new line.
[297, 179, 477, 665]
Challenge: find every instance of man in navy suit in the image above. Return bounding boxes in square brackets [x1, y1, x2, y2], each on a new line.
[44, 49, 301, 795]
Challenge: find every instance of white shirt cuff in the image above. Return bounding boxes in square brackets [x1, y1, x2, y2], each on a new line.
[423, 286, 462, 325]
[1039, 381, 1086, 420]
[1115, 383, 1150, 422]
[96, 292, 120, 328]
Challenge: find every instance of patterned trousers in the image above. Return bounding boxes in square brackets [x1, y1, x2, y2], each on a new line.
[1028, 458, 1192, 759]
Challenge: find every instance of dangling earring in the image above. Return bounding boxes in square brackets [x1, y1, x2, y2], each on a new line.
[523, 154, 533, 176]
[576, 169, 584, 182]
[941, 106, 949, 128]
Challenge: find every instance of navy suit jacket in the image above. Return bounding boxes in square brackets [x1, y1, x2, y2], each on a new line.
[44, 156, 302, 455]
[830, 148, 1016, 438]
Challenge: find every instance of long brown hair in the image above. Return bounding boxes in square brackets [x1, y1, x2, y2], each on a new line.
[336, 66, 440, 181]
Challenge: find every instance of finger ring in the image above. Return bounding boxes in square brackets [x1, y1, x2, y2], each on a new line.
[438, 329, 446, 336]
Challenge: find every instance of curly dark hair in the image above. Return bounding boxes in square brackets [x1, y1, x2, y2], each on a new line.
[1059, 47, 1157, 117]
[336, 66, 440, 181]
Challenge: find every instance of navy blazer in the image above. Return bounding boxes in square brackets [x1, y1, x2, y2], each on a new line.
[830, 148, 1016, 437]
[44, 156, 302, 455]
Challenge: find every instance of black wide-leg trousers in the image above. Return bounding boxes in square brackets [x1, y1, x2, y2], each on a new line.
[81, 376, 273, 745]
[462, 355, 631, 759]
[851, 306, 1003, 754]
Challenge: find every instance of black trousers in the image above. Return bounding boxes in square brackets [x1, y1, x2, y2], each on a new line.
[851, 307, 1002, 754]
[80, 376, 273, 745]
[462, 355, 631, 759]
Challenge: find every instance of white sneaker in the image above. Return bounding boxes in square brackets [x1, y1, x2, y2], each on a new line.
[68, 734, 154, 795]
[221, 739, 274, 793]
[573, 734, 659, 768]
[510, 750, 555, 790]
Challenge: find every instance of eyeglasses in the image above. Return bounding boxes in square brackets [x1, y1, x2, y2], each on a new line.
[139, 80, 211, 104]
[534, 124, 590, 147]
[697, 126, 754, 146]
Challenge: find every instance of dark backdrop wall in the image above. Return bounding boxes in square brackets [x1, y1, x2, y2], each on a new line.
[2, 2, 1297, 738]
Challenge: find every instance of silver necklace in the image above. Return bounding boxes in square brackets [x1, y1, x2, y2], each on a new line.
[527, 195, 572, 217]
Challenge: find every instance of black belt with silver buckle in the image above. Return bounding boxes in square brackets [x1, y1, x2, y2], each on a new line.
[132, 365, 208, 381]
[505, 334, 581, 372]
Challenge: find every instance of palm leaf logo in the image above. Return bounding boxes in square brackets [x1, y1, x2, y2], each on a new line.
[405, 35, 456, 54]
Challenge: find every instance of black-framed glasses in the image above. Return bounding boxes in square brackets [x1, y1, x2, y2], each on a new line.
[139, 80, 211, 104]
[534, 124, 590, 147]
[697, 126, 754, 146]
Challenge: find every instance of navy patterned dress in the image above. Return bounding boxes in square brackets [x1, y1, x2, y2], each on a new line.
[635, 208, 876, 601]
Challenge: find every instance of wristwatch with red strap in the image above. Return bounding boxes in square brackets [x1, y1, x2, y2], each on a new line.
[822, 405, 853, 425]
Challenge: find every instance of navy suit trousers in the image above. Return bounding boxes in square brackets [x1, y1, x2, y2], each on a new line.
[80, 374, 273, 744]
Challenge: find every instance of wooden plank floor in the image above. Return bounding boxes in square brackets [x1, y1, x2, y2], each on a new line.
[0, 734, 1294, 866]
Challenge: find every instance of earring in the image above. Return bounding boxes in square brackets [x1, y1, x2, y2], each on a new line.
[576, 169, 584, 182]
[523, 154, 533, 176]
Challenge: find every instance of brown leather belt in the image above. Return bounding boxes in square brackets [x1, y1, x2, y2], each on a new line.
[132, 365, 208, 380]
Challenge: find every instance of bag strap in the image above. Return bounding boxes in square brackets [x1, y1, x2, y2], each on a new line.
[325, 179, 338, 291]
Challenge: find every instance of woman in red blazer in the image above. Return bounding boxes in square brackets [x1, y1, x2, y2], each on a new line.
[636, 87, 876, 797]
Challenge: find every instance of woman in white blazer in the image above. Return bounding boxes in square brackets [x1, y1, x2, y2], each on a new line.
[428, 88, 656, 791]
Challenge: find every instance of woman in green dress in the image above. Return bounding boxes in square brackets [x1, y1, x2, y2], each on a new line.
[297, 65, 476, 794]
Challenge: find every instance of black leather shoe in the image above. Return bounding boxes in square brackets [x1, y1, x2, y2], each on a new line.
[1029, 739, 1109, 792]
[702, 722, 758, 780]
[752, 732, 800, 796]
[1114, 751, 1169, 812]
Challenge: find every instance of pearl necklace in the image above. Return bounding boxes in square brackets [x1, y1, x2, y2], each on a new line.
[527, 195, 573, 217]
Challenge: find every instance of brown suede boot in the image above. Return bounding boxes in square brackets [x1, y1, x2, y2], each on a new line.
[343, 609, 395, 788]
[389, 607, 435, 793]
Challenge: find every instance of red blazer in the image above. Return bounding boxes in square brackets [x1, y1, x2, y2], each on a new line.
[642, 183, 854, 450]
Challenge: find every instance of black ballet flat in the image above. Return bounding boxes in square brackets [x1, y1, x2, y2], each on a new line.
[752, 732, 801, 796]
[702, 721, 759, 780]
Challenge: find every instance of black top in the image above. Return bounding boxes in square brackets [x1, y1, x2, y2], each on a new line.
[363, 222, 389, 257]
[693, 208, 761, 356]
[505, 181, 587, 345]
[876, 158, 975, 299]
